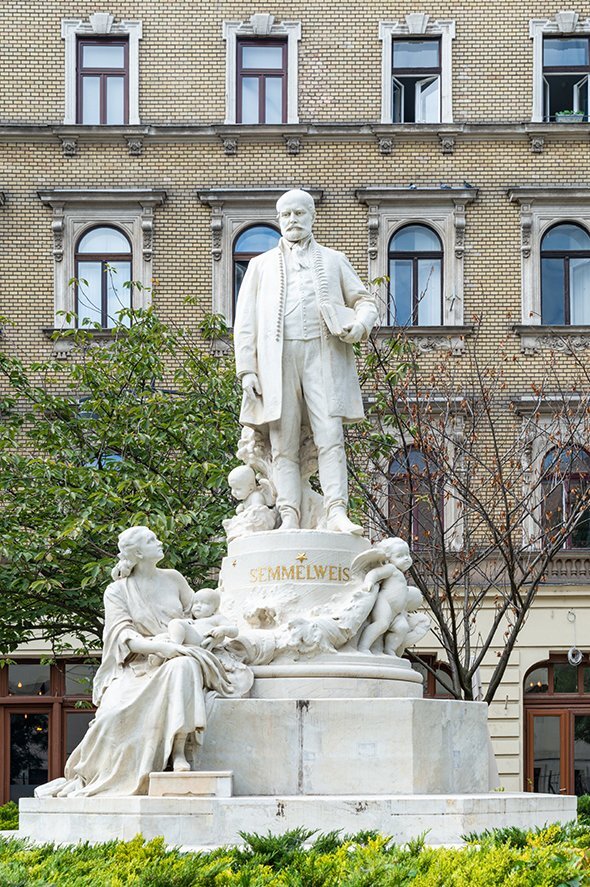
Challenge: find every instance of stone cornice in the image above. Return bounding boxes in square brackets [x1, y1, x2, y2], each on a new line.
[37, 188, 167, 208]
[509, 187, 590, 204]
[2, 121, 590, 147]
[197, 187, 323, 207]
[356, 187, 478, 205]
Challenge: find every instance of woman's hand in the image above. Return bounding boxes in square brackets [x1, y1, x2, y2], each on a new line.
[149, 640, 187, 660]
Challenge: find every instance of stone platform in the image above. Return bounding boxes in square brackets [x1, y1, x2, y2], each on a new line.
[19, 792, 577, 848]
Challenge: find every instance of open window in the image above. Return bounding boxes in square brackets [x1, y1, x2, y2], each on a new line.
[392, 39, 441, 123]
[543, 36, 590, 121]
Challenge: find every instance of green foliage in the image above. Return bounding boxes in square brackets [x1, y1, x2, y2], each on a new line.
[0, 309, 240, 652]
[578, 795, 590, 824]
[0, 803, 19, 831]
[0, 827, 588, 886]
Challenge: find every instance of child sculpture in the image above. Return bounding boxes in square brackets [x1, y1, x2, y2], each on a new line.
[222, 465, 277, 542]
[354, 537, 427, 656]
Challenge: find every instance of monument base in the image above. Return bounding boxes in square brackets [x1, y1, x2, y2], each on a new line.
[19, 793, 577, 848]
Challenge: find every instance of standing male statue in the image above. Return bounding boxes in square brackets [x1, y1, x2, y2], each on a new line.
[234, 189, 378, 534]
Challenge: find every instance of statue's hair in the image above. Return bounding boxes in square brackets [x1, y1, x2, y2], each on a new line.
[228, 464, 255, 486]
[111, 525, 152, 581]
[276, 188, 315, 215]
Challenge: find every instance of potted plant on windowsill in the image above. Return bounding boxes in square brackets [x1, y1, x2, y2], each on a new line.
[555, 110, 585, 123]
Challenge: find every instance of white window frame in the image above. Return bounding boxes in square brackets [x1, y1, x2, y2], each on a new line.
[530, 12, 590, 122]
[38, 189, 166, 329]
[197, 188, 322, 322]
[223, 14, 301, 125]
[508, 187, 590, 345]
[379, 15, 455, 124]
[61, 14, 142, 125]
[356, 187, 476, 331]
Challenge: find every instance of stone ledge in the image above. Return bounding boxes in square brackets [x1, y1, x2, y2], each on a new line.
[375, 324, 475, 355]
[513, 324, 590, 354]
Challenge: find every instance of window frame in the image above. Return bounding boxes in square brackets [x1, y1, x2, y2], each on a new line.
[76, 37, 129, 125]
[232, 223, 281, 321]
[223, 16, 301, 125]
[74, 225, 133, 328]
[61, 15, 142, 126]
[388, 224, 444, 326]
[236, 39, 288, 124]
[540, 223, 590, 325]
[391, 37, 442, 124]
[379, 17, 455, 125]
[541, 446, 590, 550]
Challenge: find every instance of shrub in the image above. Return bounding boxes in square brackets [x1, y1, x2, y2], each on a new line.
[0, 803, 18, 831]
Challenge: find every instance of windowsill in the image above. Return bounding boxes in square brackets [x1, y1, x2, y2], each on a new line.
[375, 324, 474, 355]
[42, 326, 126, 358]
[513, 324, 590, 354]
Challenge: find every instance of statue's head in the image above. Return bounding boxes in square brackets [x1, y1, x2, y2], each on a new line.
[111, 525, 164, 580]
[228, 464, 257, 500]
[276, 189, 315, 243]
[379, 537, 413, 572]
[191, 588, 220, 618]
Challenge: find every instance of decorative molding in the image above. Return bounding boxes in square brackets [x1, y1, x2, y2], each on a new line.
[61, 16, 142, 125]
[284, 136, 302, 155]
[513, 324, 590, 354]
[379, 18, 455, 124]
[376, 324, 474, 355]
[223, 16, 301, 125]
[38, 189, 166, 329]
[530, 14, 590, 121]
[197, 187, 323, 320]
[439, 134, 455, 154]
[222, 137, 238, 155]
[509, 186, 590, 323]
[356, 186, 477, 327]
[378, 137, 394, 154]
[60, 137, 78, 157]
[529, 135, 545, 153]
[126, 136, 143, 156]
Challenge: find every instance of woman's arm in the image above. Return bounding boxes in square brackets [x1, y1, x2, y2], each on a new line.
[127, 636, 185, 659]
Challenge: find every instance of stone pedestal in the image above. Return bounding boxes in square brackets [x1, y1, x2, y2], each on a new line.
[149, 772, 233, 798]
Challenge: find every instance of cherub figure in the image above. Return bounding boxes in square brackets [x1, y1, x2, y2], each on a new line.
[353, 537, 421, 655]
[148, 588, 239, 668]
[385, 584, 430, 657]
[222, 465, 277, 542]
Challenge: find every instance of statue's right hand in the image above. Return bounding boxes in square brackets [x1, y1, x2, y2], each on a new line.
[242, 373, 262, 400]
[152, 641, 185, 659]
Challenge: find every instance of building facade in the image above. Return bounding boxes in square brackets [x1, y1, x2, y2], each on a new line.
[1, 1, 590, 803]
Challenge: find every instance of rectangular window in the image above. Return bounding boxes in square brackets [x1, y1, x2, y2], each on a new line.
[237, 40, 287, 124]
[543, 36, 590, 122]
[392, 39, 441, 123]
[77, 38, 129, 125]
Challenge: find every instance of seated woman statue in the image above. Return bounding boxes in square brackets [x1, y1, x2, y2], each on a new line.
[36, 526, 252, 797]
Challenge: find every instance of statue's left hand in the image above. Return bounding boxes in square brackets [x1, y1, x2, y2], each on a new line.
[339, 321, 365, 344]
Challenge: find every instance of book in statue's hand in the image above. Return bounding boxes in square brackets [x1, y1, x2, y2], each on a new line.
[320, 303, 357, 336]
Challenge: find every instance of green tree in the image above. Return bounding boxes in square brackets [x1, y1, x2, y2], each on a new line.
[0, 308, 240, 653]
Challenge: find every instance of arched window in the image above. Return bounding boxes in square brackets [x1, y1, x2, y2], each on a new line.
[389, 448, 443, 548]
[542, 447, 590, 550]
[541, 223, 590, 325]
[75, 226, 132, 328]
[232, 224, 280, 320]
[524, 657, 590, 795]
[388, 224, 443, 326]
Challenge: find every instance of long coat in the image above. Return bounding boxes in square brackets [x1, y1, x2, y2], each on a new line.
[234, 238, 378, 427]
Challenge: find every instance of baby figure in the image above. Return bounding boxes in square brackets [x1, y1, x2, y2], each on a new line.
[148, 588, 238, 668]
[222, 465, 277, 542]
[228, 466, 267, 512]
[357, 537, 415, 655]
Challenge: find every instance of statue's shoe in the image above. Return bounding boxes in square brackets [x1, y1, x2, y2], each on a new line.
[326, 509, 363, 535]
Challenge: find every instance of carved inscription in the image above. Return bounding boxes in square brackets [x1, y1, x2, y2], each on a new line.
[249, 564, 351, 582]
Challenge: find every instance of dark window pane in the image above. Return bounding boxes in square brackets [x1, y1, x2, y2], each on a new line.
[570, 481, 590, 548]
[393, 40, 440, 69]
[544, 38, 589, 67]
[389, 258, 412, 325]
[265, 77, 283, 123]
[533, 715, 561, 793]
[82, 44, 125, 68]
[241, 77, 259, 124]
[434, 667, 452, 696]
[106, 260, 132, 325]
[554, 662, 578, 693]
[10, 713, 49, 801]
[391, 224, 441, 252]
[65, 663, 98, 696]
[66, 711, 94, 759]
[584, 667, 590, 693]
[234, 225, 280, 254]
[574, 715, 590, 795]
[543, 224, 590, 251]
[78, 226, 130, 254]
[8, 664, 50, 696]
[81, 76, 100, 125]
[525, 667, 549, 693]
[242, 45, 284, 69]
[106, 76, 125, 125]
[541, 258, 565, 325]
